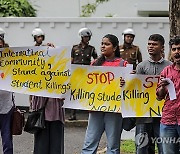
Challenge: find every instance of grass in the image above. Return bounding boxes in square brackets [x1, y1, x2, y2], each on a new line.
[121, 140, 158, 154]
[121, 140, 135, 153]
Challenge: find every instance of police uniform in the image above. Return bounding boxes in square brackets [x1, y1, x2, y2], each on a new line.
[119, 44, 142, 70]
[71, 43, 98, 65]
[69, 42, 97, 120]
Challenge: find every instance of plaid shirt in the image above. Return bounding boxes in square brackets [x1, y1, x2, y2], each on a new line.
[157, 64, 180, 125]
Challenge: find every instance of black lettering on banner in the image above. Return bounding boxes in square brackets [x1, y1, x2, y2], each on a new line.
[12, 68, 37, 75]
[97, 92, 121, 101]
[91, 105, 100, 111]
[149, 106, 161, 117]
[70, 88, 95, 104]
[122, 90, 150, 104]
[11, 80, 42, 89]
[41, 69, 71, 81]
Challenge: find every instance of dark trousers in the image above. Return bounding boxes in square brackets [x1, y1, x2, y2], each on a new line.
[34, 120, 64, 154]
[0, 108, 13, 154]
[135, 120, 163, 154]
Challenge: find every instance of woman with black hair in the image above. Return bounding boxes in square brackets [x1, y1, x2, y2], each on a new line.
[81, 34, 128, 154]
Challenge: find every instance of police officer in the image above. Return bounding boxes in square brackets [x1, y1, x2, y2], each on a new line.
[0, 27, 5, 40]
[32, 28, 55, 47]
[0, 27, 9, 47]
[30, 28, 65, 154]
[69, 27, 98, 120]
[32, 28, 45, 46]
[29, 28, 54, 102]
[120, 28, 142, 70]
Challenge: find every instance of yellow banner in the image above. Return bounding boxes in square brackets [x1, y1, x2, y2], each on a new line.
[121, 74, 164, 117]
[0, 46, 71, 98]
[64, 65, 164, 117]
[64, 64, 132, 113]
[0, 48, 165, 117]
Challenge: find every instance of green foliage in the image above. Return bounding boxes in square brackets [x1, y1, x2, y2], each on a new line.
[0, 0, 36, 17]
[80, 0, 110, 17]
[105, 13, 114, 17]
[121, 140, 158, 154]
[121, 140, 135, 153]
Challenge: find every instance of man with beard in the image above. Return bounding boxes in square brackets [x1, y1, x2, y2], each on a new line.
[156, 36, 180, 154]
[135, 34, 172, 154]
[69, 27, 98, 120]
[119, 28, 142, 70]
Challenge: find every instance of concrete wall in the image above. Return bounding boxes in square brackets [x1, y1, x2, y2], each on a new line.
[29, 0, 168, 17]
[0, 17, 170, 106]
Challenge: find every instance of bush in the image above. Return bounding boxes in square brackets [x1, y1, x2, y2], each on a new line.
[0, 0, 36, 17]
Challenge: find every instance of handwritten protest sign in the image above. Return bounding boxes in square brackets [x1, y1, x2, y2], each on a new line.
[0, 48, 167, 117]
[0, 46, 71, 98]
[64, 65, 165, 117]
[121, 74, 164, 117]
[64, 64, 132, 113]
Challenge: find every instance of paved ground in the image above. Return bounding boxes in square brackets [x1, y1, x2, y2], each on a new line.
[65, 109, 135, 140]
[0, 109, 135, 154]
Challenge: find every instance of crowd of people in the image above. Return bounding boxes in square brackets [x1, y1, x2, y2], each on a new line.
[0, 26, 179, 154]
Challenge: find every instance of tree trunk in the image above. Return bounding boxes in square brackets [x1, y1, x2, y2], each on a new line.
[168, 0, 180, 60]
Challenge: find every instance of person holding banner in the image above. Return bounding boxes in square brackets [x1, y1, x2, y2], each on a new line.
[32, 28, 55, 47]
[0, 28, 14, 154]
[30, 28, 65, 154]
[69, 27, 98, 121]
[156, 36, 180, 154]
[135, 34, 172, 154]
[81, 34, 128, 154]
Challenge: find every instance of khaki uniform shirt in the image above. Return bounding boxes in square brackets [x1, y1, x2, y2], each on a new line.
[119, 44, 142, 70]
[71, 43, 98, 65]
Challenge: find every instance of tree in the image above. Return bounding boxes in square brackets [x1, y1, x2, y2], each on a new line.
[168, 0, 180, 60]
[81, 0, 109, 17]
[81, 0, 180, 36]
[169, 0, 180, 37]
[81, 0, 180, 61]
[0, 0, 36, 17]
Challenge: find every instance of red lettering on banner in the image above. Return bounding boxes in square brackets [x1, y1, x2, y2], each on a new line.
[87, 72, 114, 84]
[143, 77, 153, 88]
[143, 76, 160, 88]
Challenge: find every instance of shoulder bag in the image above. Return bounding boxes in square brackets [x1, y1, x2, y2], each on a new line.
[24, 99, 48, 134]
[11, 93, 25, 135]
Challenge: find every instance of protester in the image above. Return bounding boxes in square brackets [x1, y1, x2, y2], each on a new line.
[81, 34, 128, 154]
[120, 28, 141, 132]
[0, 27, 14, 154]
[30, 28, 64, 154]
[119, 28, 142, 70]
[135, 34, 172, 154]
[156, 36, 180, 154]
[69, 27, 98, 120]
